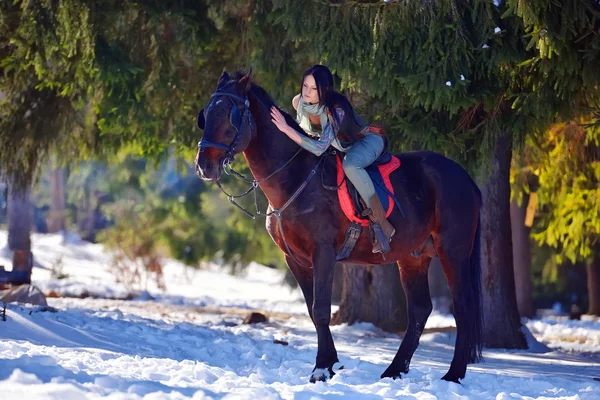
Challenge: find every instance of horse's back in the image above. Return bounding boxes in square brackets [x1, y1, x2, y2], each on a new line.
[388, 150, 480, 223]
[393, 150, 480, 197]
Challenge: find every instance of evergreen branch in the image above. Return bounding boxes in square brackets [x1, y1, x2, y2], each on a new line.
[455, 102, 482, 134]
[311, 0, 416, 7]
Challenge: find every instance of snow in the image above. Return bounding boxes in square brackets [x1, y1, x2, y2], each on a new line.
[445, 81, 452, 87]
[527, 316, 600, 354]
[495, 27, 501, 34]
[0, 231, 305, 314]
[1, 231, 599, 399]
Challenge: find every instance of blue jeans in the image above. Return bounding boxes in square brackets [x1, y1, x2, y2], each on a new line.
[342, 133, 385, 208]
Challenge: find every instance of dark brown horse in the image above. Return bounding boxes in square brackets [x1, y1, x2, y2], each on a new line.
[195, 70, 483, 384]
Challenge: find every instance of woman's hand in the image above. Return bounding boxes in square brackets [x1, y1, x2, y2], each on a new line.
[270, 106, 291, 135]
[270, 105, 305, 148]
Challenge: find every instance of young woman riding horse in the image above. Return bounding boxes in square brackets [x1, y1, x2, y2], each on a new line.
[270, 65, 394, 254]
[196, 69, 483, 384]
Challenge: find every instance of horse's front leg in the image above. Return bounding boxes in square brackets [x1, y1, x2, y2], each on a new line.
[309, 245, 339, 383]
[284, 255, 314, 320]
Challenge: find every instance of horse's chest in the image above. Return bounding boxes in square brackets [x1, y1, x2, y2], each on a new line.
[265, 209, 314, 250]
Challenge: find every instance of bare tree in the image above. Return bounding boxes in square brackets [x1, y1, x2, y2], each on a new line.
[480, 133, 527, 348]
[7, 176, 33, 284]
[331, 263, 407, 333]
[511, 196, 534, 318]
[48, 167, 67, 232]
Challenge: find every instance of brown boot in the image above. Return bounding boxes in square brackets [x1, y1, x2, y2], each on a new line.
[363, 194, 396, 254]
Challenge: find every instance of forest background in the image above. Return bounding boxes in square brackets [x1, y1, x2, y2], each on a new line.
[1, 0, 599, 346]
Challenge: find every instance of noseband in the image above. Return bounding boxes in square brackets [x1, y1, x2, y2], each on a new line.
[197, 91, 253, 167]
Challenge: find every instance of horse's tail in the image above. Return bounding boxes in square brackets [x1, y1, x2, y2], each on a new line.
[466, 212, 483, 363]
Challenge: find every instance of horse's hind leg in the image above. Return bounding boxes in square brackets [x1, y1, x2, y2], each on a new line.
[381, 257, 432, 379]
[435, 221, 483, 383]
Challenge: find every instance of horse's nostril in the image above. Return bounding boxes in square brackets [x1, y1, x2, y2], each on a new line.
[195, 164, 203, 178]
[195, 155, 222, 181]
[196, 155, 210, 171]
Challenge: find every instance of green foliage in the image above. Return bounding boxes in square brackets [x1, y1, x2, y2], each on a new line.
[6, 0, 600, 277]
[0, 0, 250, 184]
[247, 0, 311, 103]
[92, 0, 219, 157]
[505, 0, 600, 143]
[88, 154, 214, 266]
[529, 241, 588, 307]
[529, 121, 599, 264]
[266, 0, 523, 171]
[54, 151, 284, 270]
[0, 0, 98, 184]
[263, 0, 600, 174]
[197, 163, 287, 270]
[6, 0, 287, 270]
[97, 200, 166, 291]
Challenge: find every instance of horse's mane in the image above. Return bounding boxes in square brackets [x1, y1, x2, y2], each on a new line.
[229, 70, 305, 135]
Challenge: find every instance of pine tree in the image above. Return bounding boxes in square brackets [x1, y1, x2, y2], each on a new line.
[262, 0, 600, 348]
[1, 0, 98, 281]
[0, 0, 97, 184]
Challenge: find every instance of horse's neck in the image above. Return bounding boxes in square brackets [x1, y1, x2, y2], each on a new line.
[242, 91, 312, 206]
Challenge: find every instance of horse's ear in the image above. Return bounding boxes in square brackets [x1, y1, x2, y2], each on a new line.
[238, 68, 253, 93]
[217, 71, 229, 89]
[197, 108, 205, 130]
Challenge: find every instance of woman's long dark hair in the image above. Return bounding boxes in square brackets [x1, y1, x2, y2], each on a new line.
[301, 65, 357, 129]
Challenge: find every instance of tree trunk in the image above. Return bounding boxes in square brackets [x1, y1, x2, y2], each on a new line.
[479, 132, 527, 349]
[331, 263, 407, 332]
[48, 167, 67, 233]
[510, 196, 535, 318]
[587, 250, 600, 316]
[77, 187, 96, 241]
[7, 178, 33, 284]
[428, 258, 452, 314]
[331, 263, 344, 305]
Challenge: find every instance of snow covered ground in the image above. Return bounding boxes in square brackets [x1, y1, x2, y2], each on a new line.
[0, 231, 599, 399]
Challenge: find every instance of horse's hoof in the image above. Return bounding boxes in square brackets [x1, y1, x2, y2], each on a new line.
[381, 364, 405, 380]
[441, 373, 461, 384]
[310, 367, 334, 383]
[380, 370, 402, 380]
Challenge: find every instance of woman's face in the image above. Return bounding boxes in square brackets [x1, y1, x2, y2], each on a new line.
[302, 74, 319, 104]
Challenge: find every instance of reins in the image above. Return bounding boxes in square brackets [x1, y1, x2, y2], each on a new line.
[200, 89, 326, 267]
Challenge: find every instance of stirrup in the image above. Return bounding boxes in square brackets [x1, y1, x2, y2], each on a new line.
[371, 223, 391, 254]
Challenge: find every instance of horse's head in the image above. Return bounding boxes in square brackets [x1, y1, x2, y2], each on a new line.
[195, 70, 255, 181]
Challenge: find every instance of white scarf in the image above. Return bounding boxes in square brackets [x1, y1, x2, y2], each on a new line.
[296, 97, 329, 137]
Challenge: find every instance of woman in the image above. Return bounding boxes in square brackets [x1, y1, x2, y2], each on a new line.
[270, 65, 395, 254]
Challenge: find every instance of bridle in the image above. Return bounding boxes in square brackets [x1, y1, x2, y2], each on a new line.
[196, 88, 325, 267]
[197, 90, 253, 168]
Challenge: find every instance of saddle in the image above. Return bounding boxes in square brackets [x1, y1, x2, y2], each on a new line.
[335, 150, 401, 227]
[324, 149, 403, 261]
